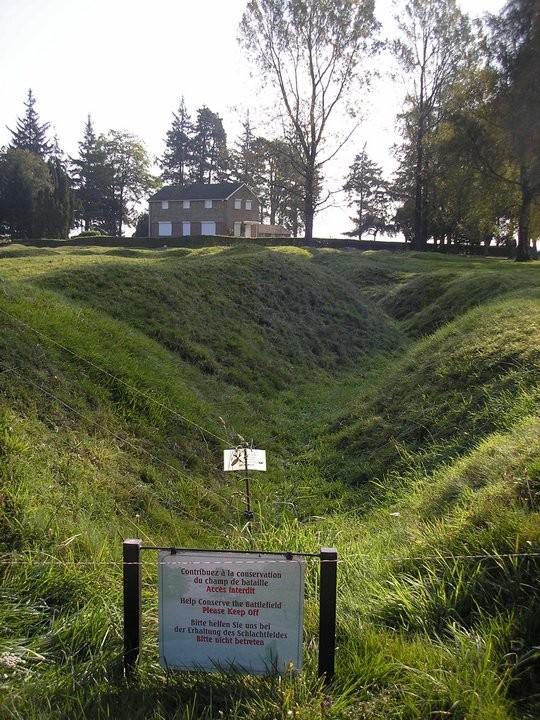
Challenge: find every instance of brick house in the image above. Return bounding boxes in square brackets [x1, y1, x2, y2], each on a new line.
[148, 182, 261, 238]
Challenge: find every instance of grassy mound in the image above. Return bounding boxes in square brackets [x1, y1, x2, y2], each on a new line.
[0, 244, 538, 719]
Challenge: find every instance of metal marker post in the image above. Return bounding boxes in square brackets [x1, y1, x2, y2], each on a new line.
[318, 547, 338, 682]
[123, 538, 142, 676]
[224, 446, 266, 522]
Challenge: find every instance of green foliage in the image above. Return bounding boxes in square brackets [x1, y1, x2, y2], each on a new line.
[8, 89, 52, 158]
[239, 0, 380, 241]
[73, 229, 111, 238]
[0, 149, 73, 239]
[0, 247, 539, 718]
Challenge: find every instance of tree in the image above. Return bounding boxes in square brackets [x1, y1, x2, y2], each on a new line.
[71, 115, 109, 231]
[230, 111, 265, 189]
[188, 107, 229, 184]
[98, 131, 157, 237]
[393, 0, 476, 250]
[42, 157, 74, 239]
[160, 97, 193, 186]
[343, 147, 392, 240]
[239, 0, 380, 243]
[133, 211, 149, 237]
[254, 137, 307, 236]
[0, 149, 72, 239]
[8, 89, 52, 158]
[487, 0, 540, 260]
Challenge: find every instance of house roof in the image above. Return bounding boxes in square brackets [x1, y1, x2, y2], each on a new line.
[149, 183, 256, 202]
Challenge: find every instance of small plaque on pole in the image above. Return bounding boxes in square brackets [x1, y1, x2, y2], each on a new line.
[224, 448, 267, 472]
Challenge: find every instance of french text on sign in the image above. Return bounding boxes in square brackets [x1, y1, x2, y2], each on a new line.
[158, 551, 304, 674]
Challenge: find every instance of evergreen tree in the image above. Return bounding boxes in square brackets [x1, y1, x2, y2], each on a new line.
[71, 115, 109, 231]
[188, 107, 229, 184]
[344, 148, 392, 240]
[8, 89, 52, 158]
[230, 112, 264, 188]
[160, 97, 193, 186]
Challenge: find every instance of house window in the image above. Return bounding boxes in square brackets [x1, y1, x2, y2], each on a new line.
[245, 200, 252, 210]
[205, 199, 212, 209]
[201, 221, 216, 235]
[182, 222, 191, 236]
[158, 221, 172, 237]
[183, 200, 190, 209]
[234, 199, 241, 210]
[161, 200, 169, 209]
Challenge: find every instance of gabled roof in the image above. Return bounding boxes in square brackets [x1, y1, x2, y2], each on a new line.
[149, 182, 256, 202]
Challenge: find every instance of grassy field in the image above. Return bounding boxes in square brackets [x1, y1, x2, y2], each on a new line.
[0, 244, 539, 719]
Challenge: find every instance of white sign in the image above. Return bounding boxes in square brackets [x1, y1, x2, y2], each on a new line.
[158, 551, 305, 674]
[224, 448, 267, 472]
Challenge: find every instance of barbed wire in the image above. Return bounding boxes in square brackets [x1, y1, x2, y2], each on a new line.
[4, 365, 247, 539]
[0, 304, 230, 447]
[0, 551, 538, 568]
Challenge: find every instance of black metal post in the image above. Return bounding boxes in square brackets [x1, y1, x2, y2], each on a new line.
[318, 547, 338, 682]
[123, 538, 142, 676]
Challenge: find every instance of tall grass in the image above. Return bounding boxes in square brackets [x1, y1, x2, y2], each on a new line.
[0, 245, 539, 718]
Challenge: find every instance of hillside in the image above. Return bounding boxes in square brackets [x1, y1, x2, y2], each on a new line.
[0, 244, 539, 719]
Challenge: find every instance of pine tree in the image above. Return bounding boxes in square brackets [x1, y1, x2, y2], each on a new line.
[344, 148, 392, 240]
[188, 107, 229, 184]
[160, 97, 193, 186]
[71, 115, 109, 231]
[230, 112, 264, 188]
[8, 89, 52, 157]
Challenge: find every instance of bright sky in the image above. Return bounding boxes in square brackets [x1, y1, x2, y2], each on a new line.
[0, 0, 505, 237]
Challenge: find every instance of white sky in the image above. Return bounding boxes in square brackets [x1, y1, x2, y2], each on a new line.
[0, 0, 505, 237]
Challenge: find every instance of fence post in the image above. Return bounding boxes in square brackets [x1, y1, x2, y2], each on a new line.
[318, 547, 338, 683]
[123, 538, 142, 676]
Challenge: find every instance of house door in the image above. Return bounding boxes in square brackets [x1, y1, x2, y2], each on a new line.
[201, 222, 216, 235]
[182, 222, 191, 236]
[233, 222, 242, 236]
[244, 223, 252, 238]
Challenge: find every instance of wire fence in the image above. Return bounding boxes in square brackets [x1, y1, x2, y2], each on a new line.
[1, 303, 539, 580]
[0, 551, 538, 568]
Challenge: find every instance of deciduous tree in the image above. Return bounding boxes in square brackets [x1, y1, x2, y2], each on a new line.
[239, 0, 380, 243]
[98, 130, 157, 237]
[393, 0, 476, 249]
[487, 0, 540, 260]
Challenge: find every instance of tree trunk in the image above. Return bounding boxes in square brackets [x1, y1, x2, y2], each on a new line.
[304, 164, 315, 245]
[516, 176, 532, 262]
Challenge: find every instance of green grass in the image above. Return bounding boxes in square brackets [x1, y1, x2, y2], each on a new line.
[0, 244, 539, 718]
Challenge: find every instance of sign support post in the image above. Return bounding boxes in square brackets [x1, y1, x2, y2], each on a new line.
[318, 547, 338, 683]
[123, 538, 142, 676]
[223, 446, 266, 522]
